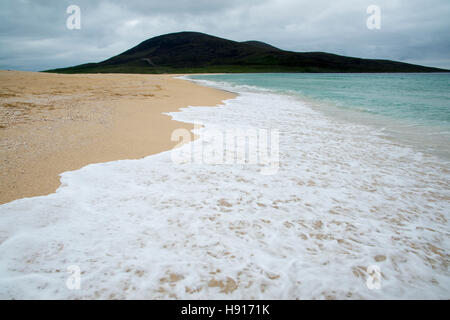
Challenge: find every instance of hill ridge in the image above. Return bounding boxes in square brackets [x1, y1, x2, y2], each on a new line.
[46, 31, 448, 73]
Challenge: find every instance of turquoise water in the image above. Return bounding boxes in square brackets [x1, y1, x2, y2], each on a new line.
[190, 73, 450, 159]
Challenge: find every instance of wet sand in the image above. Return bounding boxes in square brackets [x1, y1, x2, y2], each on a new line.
[0, 71, 235, 204]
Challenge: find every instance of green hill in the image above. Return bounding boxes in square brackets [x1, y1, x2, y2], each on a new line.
[46, 31, 447, 74]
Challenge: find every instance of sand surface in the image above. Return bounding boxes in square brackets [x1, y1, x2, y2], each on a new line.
[0, 71, 235, 204]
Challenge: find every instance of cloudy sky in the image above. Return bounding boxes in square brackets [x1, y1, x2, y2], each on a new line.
[1, 0, 449, 71]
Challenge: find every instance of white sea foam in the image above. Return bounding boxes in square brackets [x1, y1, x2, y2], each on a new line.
[0, 79, 449, 299]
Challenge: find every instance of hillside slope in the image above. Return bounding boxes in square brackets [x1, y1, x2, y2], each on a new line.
[46, 31, 447, 73]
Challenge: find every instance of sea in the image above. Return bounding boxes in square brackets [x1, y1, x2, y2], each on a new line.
[190, 73, 450, 159]
[0, 73, 449, 299]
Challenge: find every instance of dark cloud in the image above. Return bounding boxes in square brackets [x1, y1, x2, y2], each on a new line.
[0, 0, 449, 71]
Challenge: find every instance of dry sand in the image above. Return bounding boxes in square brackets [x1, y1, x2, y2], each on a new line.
[0, 71, 235, 204]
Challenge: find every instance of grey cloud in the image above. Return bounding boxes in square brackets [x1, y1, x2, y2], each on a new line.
[0, 0, 448, 71]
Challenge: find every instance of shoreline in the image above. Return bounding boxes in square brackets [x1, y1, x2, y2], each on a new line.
[0, 71, 236, 204]
[0, 72, 449, 299]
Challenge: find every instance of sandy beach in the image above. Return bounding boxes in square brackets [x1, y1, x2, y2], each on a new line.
[0, 71, 235, 204]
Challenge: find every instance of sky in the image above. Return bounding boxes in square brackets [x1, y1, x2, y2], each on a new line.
[0, 0, 449, 71]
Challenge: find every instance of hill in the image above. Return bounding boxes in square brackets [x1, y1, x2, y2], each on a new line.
[46, 31, 447, 74]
